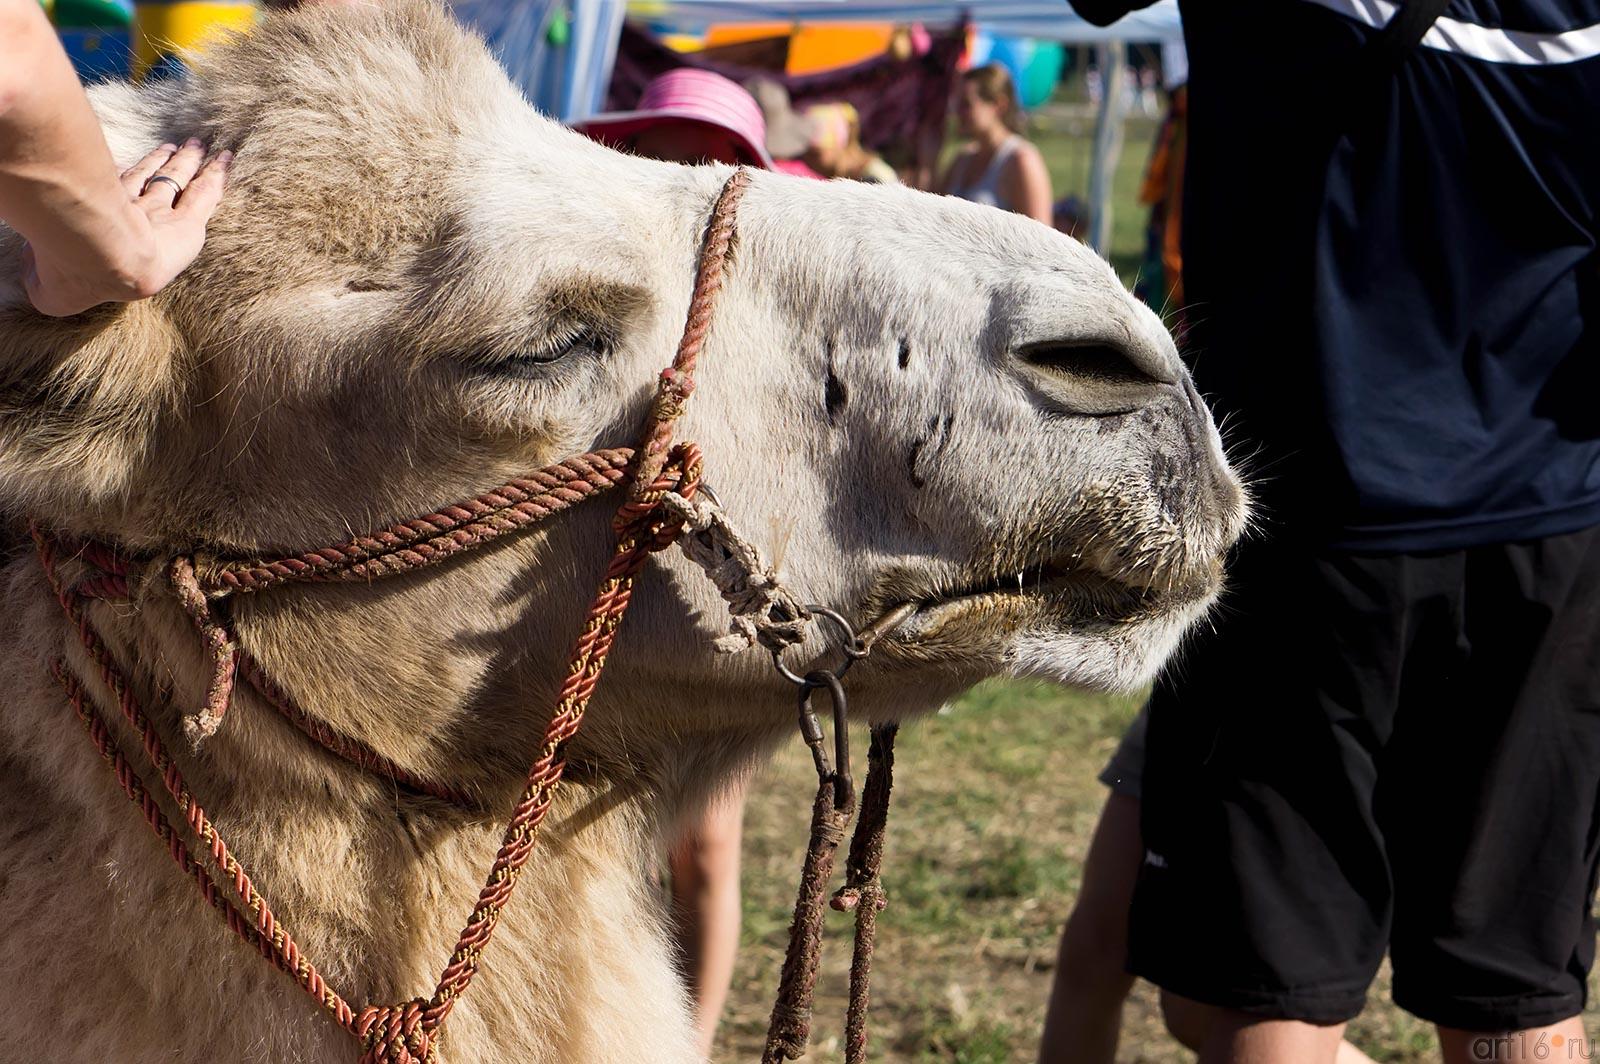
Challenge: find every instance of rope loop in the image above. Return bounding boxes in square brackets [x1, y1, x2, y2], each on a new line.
[357, 1000, 435, 1064]
[169, 555, 239, 743]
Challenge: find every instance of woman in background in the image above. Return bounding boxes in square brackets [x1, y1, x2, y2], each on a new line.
[941, 63, 1052, 224]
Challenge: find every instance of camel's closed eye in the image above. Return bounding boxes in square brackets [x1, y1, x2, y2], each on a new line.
[475, 328, 611, 379]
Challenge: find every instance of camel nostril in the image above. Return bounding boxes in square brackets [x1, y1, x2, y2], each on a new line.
[1014, 339, 1175, 418]
[1018, 341, 1159, 388]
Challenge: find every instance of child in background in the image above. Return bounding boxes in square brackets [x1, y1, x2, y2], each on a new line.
[746, 77, 825, 180]
[804, 101, 899, 184]
[577, 69, 775, 1059]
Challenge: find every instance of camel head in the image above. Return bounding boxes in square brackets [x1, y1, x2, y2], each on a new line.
[0, 2, 1246, 768]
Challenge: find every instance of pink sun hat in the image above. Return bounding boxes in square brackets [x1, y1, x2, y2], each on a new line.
[578, 68, 776, 170]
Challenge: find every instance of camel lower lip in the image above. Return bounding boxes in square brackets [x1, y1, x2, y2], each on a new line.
[896, 564, 1214, 634]
[920, 564, 1124, 610]
[906, 577, 1092, 625]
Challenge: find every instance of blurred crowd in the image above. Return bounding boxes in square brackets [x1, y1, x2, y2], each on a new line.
[578, 58, 1061, 228]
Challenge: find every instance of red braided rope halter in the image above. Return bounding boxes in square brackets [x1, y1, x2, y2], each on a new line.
[34, 168, 752, 1064]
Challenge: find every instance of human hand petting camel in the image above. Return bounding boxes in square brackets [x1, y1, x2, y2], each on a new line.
[18, 140, 231, 318]
[0, 0, 232, 317]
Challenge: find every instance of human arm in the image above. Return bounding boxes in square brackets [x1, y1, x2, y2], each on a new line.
[0, 0, 229, 316]
[1001, 141, 1055, 225]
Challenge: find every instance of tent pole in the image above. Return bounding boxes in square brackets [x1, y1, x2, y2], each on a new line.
[1087, 39, 1126, 255]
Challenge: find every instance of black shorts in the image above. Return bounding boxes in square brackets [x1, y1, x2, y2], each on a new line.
[1128, 524, 1600, 1031]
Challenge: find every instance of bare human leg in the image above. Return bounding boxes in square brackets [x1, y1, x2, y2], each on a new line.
[1038, 792, 1143, 1063]
[670, 784, 749, 1060]
[1196, 1012, 1348, 1064]
[1439, 1017, 1588, 1064]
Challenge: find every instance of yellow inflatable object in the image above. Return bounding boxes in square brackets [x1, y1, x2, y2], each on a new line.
[132, 0, 256, 78]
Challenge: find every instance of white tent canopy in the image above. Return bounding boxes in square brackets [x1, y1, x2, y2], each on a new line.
[455, 1, 1181, 120]
[628, 1, 1181, 42]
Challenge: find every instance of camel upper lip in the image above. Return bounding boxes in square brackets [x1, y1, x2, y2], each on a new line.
[890, 552, 1219, 628]
[924, 559, 1094, 604]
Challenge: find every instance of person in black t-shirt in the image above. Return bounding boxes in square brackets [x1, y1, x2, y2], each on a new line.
[1046, 3, 1600, 1063]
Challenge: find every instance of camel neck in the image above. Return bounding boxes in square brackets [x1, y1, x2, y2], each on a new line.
[16, 559, 700, 1060]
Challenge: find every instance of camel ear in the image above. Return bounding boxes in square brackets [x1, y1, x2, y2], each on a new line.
[0, 294, 184, 525]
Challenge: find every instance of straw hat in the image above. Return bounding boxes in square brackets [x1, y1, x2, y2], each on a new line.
[745, 77, 818, 160]
[578, 68, 775, 170]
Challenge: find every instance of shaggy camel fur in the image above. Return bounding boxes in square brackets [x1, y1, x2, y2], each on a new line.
[0, 3, 1246, 1061]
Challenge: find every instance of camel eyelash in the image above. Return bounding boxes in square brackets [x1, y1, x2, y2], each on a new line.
[465, 325, 614, 380]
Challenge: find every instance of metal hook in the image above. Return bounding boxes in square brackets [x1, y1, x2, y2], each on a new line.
[797, 670, 852, 810]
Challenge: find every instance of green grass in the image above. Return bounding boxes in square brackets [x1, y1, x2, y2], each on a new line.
[915, 1014, 1020, 1064]
[1030, 108, 1160, 284]
[717, 680, 1149, 1062]
[718, 681, 1600, 1062]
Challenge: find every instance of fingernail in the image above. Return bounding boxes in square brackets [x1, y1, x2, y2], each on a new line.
[185, 137, 203, 149]
[160, 142, 178, 152]
[218, 150, 234, 167]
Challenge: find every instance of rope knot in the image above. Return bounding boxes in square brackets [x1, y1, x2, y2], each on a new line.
[612, 444, 702, 550]
[657, 365, 695, 402]
[654, 489, 811, 656]
[357, 1000, 435, 1064]
[830, 882, 887, 914]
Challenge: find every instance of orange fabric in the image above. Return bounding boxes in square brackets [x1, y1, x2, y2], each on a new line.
[1138, 87, 1187, 309]
[788, 24, 895, 75]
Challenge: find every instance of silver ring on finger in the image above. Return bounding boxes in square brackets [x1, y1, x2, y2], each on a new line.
[143, 174, 185, 197]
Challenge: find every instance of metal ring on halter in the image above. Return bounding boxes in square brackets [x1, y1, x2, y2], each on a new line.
[143, 174, 185, 197]
[771, 604, 868, 687]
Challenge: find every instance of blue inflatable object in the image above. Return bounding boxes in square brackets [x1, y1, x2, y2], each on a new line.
[969, 28, 996, 68]
[59, 28, 134, 81]
[971, 32, 1066, 110]
[1017, 40, 1064, 108]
